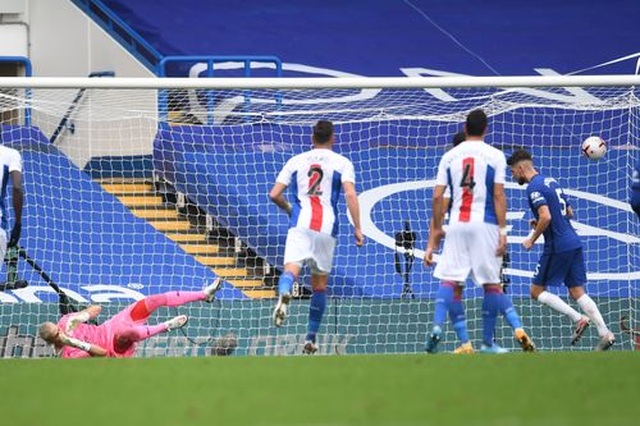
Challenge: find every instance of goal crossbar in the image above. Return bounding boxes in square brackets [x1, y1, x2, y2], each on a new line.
[1, 75, 639, 90]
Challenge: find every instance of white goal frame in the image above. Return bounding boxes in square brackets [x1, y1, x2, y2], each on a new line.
[0, 74, 638, 357]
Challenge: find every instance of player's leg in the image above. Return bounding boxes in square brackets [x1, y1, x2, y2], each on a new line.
[430, 226, 470, 353]
[566, 248, 615, 350]
[479, 284, 508, 353]
[303, 272, 328, 355]
[534, 284, 589, 345]
[426, 281, 466, 353]
[532, 277, 589, 346]
[113, 315, 188, 354]
[272, 263, 301, 327]
[127, 279, 222, 324]
[449, 284, 473, 354]
[531, 251, 588, 343]
[472, 224, 534, 353]
[533, 251, 592, 345]
[480, 283, 534, 353]
[273, 228, 308, 327]
[301, 232, 336, 354]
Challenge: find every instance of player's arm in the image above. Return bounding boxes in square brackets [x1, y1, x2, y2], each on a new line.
[268, 182, 292, 215]
[429, 197, 450, 231]
[424, 185, 447, 266]
[524, 205, 551, 250]
[343, 181, 364, 246]
[493, 182, 507, 256]
[65, 305, 102, 333]
[58, 333, 107, 357]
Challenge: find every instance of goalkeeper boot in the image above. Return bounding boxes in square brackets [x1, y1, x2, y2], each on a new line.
[203, 277, 223, 302]
[453, 342, 474, 354]
[595, 332, 615, 351]
[479, 343, 509, 354]
[515, 328, 536, 352]
[164, 314, 188, 331]
[570, 316, 591, 345]
[272, 293, 291, 328]
[425, 325, 442, 354]
[302, 340, 318, 355]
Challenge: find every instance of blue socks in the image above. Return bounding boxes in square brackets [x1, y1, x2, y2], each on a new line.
[449, 299, 469, 344]
[306, 289, 327, 343]
[277, 271, 295, 297]
[501, 294, 523, 330]
[482, 292, 501, 346]
[429, 282, 469, 346]
[433, 284, 454, 328]
[483, 290, 523, 346]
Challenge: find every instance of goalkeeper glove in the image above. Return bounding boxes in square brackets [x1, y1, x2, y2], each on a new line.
[65, 311, 91, 333]
[7, 223, 21, 248]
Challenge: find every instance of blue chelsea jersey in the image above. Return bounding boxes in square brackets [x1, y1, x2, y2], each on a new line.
[526, 174, 582, 254]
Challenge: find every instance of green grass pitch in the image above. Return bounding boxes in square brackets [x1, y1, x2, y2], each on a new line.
[1, 352, 639, 426]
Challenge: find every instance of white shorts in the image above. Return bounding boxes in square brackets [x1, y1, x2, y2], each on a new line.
[434, 222, 502, 286]
[283, 227, 336, 275]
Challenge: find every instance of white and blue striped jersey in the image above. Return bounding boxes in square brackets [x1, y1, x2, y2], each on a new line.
[435, 141, 506, 225]
[0, 145, 22, 230]
[276, 149, 355, 237]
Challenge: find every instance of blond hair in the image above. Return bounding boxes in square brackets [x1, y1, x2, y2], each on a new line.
[38, 322, 58, 343]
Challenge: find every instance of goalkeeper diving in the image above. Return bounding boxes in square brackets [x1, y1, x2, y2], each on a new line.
[38, 279, 222, 358]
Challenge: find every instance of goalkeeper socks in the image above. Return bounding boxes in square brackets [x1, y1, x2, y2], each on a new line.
[482, 290, 501, 346]
[278, 271, 295, 297]
[305, 289, 327, 343]
[130, 292, 205, 321]
[449, 299, 469, 344]
[576, 294, 610, 336]
[537, 291, 582, 322]
[433, 281, 455, 328]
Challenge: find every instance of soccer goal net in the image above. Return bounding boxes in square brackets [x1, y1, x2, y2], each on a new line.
[0, 75, 638, 357]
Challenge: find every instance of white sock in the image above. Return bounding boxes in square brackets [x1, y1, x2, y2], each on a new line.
[576, 294, 610, 337]
[537, 291, 582, 322]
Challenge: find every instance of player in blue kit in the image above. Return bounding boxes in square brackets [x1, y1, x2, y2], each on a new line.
[631, 160, 640, 219]
[507, 149, 615, 350]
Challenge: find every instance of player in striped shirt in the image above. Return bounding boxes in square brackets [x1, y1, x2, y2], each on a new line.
[425, 109, 535, 353]
[424, 131, 474, 354]
[269, 120, 364, 355]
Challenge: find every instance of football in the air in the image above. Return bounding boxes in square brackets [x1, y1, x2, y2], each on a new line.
[581, 136, 607, 160]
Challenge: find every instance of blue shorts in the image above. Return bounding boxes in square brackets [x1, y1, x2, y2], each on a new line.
[532, 248, 587, 288]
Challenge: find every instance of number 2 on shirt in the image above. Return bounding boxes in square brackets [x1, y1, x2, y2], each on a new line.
[307, 164, 324, 196]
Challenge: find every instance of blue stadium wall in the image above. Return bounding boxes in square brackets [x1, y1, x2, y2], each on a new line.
[0, 125, 245, 305]
[153, 118, 640, 300]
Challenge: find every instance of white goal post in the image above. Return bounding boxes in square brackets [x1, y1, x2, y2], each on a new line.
[1, 74, 640, 89]
[0, 74, 638, 357]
